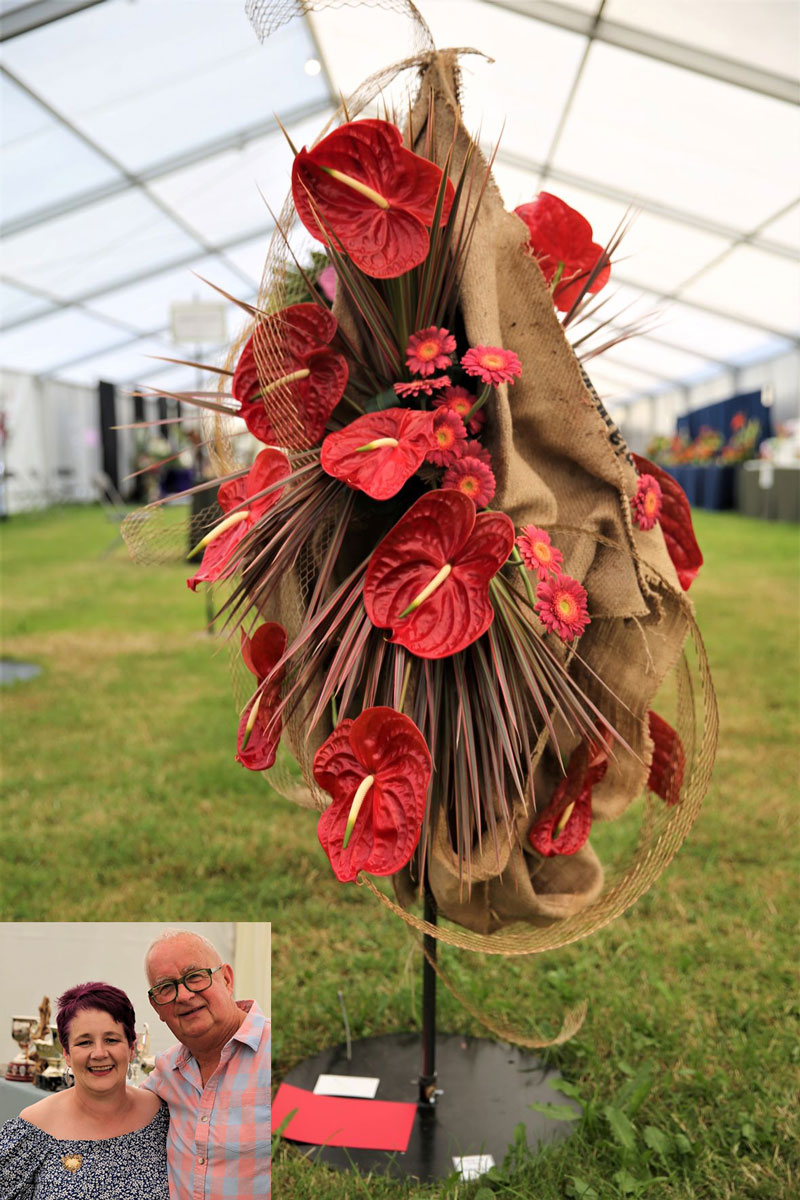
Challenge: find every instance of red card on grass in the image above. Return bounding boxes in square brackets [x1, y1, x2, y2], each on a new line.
[273, 1082, 416, 1151]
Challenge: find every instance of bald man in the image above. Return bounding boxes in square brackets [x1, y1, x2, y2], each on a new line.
[142, 930, 270, 1199]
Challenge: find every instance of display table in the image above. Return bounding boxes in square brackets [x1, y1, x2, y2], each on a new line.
[0, 1077, 50, 1122]
[736, 461, 800, 522]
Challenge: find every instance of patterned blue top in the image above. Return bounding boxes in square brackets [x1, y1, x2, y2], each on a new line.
[0, 1105, 169, 1199]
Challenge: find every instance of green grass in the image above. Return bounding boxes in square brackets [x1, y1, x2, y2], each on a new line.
[1, 506, 798, 1197]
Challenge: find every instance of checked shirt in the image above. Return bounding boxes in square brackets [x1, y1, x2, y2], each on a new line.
[143, 1000, 270, 1199]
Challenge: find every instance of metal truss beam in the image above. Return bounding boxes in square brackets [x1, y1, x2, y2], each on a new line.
[484, 0, 799, 104]
[0, 0, 108, 43]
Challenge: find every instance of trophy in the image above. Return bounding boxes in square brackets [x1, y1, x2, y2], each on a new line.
[6, 1015, 38, 1083]
[33, 1022, 66, 1092]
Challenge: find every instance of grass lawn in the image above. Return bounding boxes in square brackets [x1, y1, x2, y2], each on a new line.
[1, 504, 798, 1198]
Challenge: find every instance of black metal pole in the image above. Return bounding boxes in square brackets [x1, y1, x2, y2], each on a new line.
[418, 886, 437, 1106]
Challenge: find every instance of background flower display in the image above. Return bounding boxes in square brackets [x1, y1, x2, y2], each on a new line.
[124, 35, 716, 997]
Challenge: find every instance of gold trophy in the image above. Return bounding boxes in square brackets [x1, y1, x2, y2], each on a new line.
[6, 1015, 39, 1083]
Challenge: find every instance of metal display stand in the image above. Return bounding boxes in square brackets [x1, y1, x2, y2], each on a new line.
[283, 889, 579, 1182]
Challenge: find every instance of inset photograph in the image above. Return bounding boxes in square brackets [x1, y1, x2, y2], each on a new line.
[0, 922, 270, 1199]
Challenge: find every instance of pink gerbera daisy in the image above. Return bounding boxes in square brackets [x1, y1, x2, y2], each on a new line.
[535, 573, 590, 641]
[463, 439, 492, 467]
[461, 345, 522, 387]
[630, 473, 663, 531]
[517, 525, 563, 581]
[426, 409, 467, 466]
[442, 456, 496, 508]
[394, 374, 452, 399]
[406, 326, 457, 377]
[432, 387, 486, 436]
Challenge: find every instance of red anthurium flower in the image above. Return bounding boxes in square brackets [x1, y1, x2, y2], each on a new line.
[320, 407, 436, 500]
[632, 454, 703, 590]
[529, 737, 610, 857]
[232, 304, 348, 447]
[363, 490, 515, 659]
[187, 448, 290, 591]
[315, 706, 432, 882]
[515, 192, 610, 311]
[292, 119, 455, 279]
[646, 711, 685, 807]
[236, 623, 288, 771]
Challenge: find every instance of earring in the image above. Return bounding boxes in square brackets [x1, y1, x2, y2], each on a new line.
[61, 1066, 74, 1088]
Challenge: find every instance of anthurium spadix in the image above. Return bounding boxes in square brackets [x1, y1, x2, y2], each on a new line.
[187, 448, 290, 591]
[232, 303, 348, 448]
[236, 623, 287, 771]
[363, 489, 515, 658]
[291, 119, 455, 279]
[314, 707, 432, 882]
[320, 407, 436, 500]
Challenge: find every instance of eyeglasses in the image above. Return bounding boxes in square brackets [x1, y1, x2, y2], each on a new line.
[148, 965, 224, 1006]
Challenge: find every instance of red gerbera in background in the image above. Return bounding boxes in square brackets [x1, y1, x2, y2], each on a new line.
[631, 473, 663, 531]
[292, 119, 455, 279]
[315, 706, 432, 882]
[461, 345, 522, 387]
[406, 326, 457, 376]
[426, 409, 467, 467]
[394, 375, 451, 400]
[517, 525, 563, 580]
[432, 387, 486, 436]
[442, 456, 496, 508]
[535, 572, 590, 641]
[515, 192, 610, 312]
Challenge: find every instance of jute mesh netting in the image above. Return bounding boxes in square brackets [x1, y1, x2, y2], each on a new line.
[124, 4, 717, 1005]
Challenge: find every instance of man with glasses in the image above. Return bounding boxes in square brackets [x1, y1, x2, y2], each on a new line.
[142, 929, 270, 1199]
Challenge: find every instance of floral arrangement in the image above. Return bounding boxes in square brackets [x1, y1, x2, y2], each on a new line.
[720, 416, 761, 463]
[126, 52, 715, 948]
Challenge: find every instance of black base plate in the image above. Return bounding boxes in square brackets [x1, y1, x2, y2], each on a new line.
[283, 1033, 578, 1182]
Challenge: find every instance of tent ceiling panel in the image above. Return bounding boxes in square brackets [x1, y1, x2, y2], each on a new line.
[1, 0, 326, 172]
[648, 300, 793, 365]
[752, 201, 800, 255]
[2, 190, 203, 297]
[49, 332, 218, 387]
[1, 73, 122, 226]
[679, 244, 800, 337]
[604, 0, 800, 82]
[0, 0, 797, 409]
[0, 280, 55, 325]
[552, 41, 800, 230]
[145, 109, 333, 246]
[0, 305, 131, 372]
[588, 332, 720, 385]
[83, 255, 254, 334]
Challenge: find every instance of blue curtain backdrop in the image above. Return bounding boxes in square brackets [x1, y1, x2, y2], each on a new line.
[668, 391, 772, 511]
[676, 390, 773, 441]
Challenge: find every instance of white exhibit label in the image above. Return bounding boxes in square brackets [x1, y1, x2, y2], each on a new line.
[313, 1074, 380, 1099]
[453, 1154, 495, 1180]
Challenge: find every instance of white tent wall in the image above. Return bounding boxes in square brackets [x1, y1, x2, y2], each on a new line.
[0, 922, 270, 1062]
[0, 369, 101, 514]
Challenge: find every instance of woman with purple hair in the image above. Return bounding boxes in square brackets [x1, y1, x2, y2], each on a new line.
[0, 982, 168, 1198]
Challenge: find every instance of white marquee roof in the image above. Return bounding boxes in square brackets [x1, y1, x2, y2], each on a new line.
[1, 0, 798, 408]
